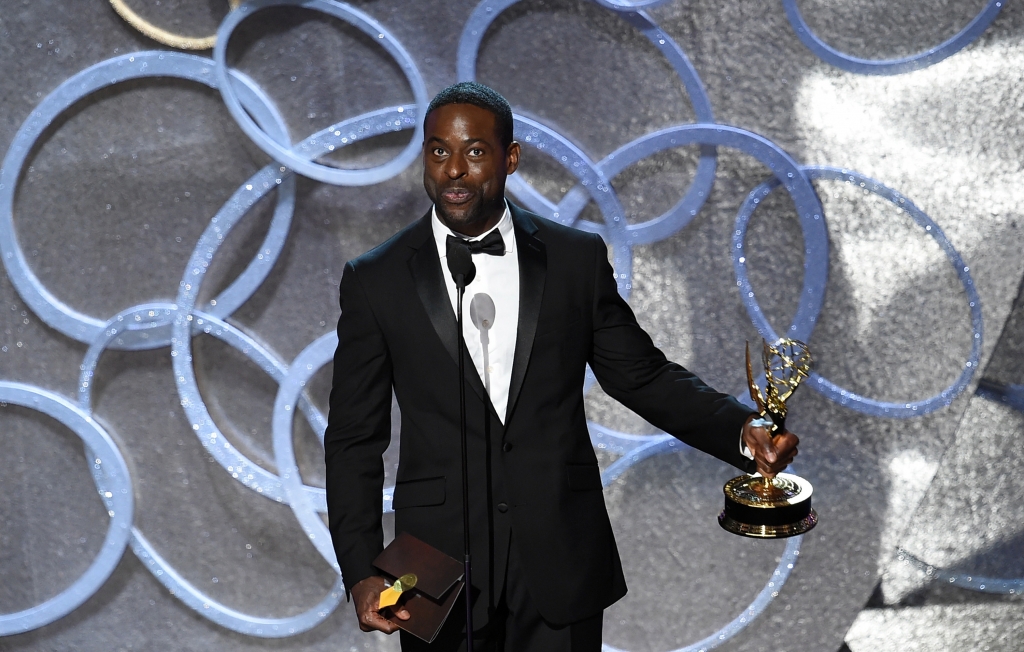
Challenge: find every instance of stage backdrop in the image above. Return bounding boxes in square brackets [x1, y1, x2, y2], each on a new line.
[2, 1, 1024, 651]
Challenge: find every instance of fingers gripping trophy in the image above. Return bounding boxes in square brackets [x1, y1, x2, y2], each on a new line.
[718, 338, 818, 538]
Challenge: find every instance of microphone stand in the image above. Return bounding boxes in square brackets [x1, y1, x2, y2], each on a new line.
[455, 276, 474, 652]
[447, 239, 476, 652]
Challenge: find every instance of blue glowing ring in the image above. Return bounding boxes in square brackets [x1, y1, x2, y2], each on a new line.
[74, 302, 344, 633]
[214, 0, 428, 186]
[896, 548, 1024, 597]
[77, 303, 328, 509]
[0, 382, 134, 635]
[510, 123, 825, 303]
[170, 105, 416, 504]
[584, 123, 824, 442]
[178, 310, 329, 506]
[0, 51, 295, 351]
[534, 129, 716, 246]
[513, 115, 634, 296]
[271, 332, 398, 570]
[731, 173, 829, 346]
[459, 0, 717, 246]
[592, 0, 673, 10]
[130, 530, 345, 636]
[734, 166, 982, 417]
[196, 103, 417, 325]
[782, 0, 1005, 75]
[273, 333, 340, 569]
[273, 332, 401, 575]
[77, 303, 179, 406]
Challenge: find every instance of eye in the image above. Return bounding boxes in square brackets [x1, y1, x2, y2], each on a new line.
[469, 148, 484, 156]
[432, 147, 446, 157]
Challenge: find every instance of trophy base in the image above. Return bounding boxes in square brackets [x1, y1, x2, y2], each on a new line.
[718, 511, 818, 539]
[718, 472, 817, 539]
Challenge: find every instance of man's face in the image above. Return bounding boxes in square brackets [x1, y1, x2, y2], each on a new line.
[423, 103, 520, 237]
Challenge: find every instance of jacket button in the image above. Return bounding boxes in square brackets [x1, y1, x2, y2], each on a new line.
[502, 442, 513, 452]
[497, 502, 508, 513]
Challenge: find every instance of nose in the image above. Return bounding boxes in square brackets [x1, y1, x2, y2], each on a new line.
[444, 153, 467, 179]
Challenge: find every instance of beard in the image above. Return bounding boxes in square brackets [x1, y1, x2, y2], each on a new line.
[433, 191, 484, 232]
[426, 181, 506, 236]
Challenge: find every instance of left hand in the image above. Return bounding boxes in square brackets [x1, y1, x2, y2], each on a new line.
[741, 415, 799, 479]
[350, 576, 411, 634]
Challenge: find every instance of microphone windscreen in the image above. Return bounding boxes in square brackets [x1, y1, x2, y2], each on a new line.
[470, 293, 496, 331]
[446, 238, 476, 287]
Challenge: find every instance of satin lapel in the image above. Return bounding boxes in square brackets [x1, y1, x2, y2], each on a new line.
[408, 214, 487, 404]
[505, 205, 546, 425]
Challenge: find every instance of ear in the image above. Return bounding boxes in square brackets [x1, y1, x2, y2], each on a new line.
[505, 141, 521, 175]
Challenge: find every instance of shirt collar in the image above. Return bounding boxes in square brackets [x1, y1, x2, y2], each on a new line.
[432, 200, 515, 259]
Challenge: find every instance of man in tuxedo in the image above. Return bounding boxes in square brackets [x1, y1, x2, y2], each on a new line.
[324, 82, 798, 651]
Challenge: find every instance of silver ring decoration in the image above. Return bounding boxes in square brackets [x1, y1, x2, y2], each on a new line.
[732, 166, 983, 417]
[976, 380, 1024, 414]
[0, 0, 994, 643]
[782, 0, 1006, 75]
[0, 382, 134, 635]
[213, 0, 428, 186]
[0, 52, 296, 349]
[896, 548, 1024, 597]
[78, 303, 345, 636]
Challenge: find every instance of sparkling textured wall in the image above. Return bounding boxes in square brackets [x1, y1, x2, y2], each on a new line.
[1, 1, 1023, 651]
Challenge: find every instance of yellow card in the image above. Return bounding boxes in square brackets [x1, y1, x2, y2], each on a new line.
[378, 585, 402, 609]
[378, 573, 418, 610]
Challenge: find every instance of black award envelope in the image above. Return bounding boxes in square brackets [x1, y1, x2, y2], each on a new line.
[372, 531, 465, 643]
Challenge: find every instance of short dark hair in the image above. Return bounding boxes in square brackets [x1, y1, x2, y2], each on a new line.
[425, 81, 514, 148]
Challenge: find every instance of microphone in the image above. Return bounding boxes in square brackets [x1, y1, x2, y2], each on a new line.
[470, 293, 496, 395]
[446, 238, 476, 288]
[469, 293, 495, 331]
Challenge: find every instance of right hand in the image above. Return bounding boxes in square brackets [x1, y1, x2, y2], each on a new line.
[741, 416, 799, 479]
[351, 576, 411, 634]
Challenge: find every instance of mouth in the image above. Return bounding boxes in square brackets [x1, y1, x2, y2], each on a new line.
[440, 188, 473, 205]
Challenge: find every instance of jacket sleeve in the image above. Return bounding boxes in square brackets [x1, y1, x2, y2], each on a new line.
[585, 233, 756, 473]
[324, 261, 394, 591]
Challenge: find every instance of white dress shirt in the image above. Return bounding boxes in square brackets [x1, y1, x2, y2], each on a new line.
[432, 203, 519, 424]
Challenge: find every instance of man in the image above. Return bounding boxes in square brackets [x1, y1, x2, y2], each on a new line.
[324, 82, 798, 651]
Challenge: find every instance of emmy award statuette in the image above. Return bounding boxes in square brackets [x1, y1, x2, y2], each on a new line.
[718, 338, 817, 539]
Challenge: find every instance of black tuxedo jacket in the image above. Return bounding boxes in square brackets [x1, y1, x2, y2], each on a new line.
[324, 202, 755, 626]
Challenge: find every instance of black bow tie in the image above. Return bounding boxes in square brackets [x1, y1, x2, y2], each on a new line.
[447, 230, 506, 256]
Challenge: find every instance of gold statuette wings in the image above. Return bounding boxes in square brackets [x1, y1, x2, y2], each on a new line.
[746, 338, 812, 426]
